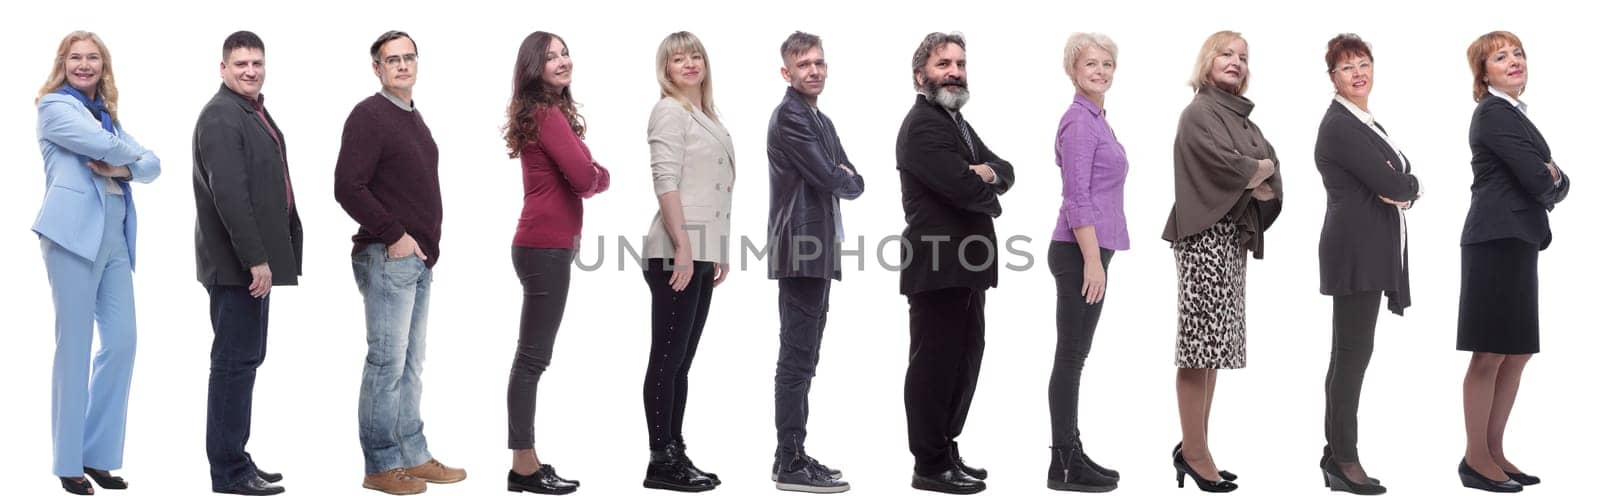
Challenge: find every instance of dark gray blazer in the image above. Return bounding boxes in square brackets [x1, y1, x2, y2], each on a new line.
[766, 87, 864, 280]
[1314, 100, 1420, 314]
[192, 84, 303, 286]
[1461, 95, 1570, 250]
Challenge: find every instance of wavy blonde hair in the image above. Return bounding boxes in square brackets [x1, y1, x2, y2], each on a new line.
[655, 31, 718, 122]
[37, 31, 119, 122]
[1188, 30, 1248, 95]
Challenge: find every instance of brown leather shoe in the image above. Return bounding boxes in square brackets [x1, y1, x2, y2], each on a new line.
[363, 468, 426, 495]
[406, 459, 467, 484]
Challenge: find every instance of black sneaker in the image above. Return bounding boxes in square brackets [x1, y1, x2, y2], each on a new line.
[775, 456, 850, 493]
[772, 455, 843, 481]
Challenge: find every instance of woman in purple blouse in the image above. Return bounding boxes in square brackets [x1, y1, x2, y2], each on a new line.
[1045, 32, 1126, 493]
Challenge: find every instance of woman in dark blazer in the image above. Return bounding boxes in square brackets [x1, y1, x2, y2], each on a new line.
[1313, 33, 1419, 496]
[1455, 31, 1569, 494]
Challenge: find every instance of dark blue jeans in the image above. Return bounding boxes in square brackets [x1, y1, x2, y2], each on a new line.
[775, 277, 831, 457]
[205, 285, 270, 487]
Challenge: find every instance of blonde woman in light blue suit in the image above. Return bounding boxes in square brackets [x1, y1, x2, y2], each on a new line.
[33, 31, 159, 496]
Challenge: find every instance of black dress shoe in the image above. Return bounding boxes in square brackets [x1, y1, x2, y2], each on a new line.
[1046, 446, 1116, 492]
[644, 449, 716, 492]
[509, 467, 578, 494]
[253, 468, 282, 484]
[1505, 471, 1540, 486]
[1173, 450, 1237, 493]
[60, 476, 93, 495]
[1321, 457, 1386, 495]
[912, 468, 986, 494]
[83, 467, 128, 490]
[1320, 445, 1379, 486]
[1174, 442, 1236, 481]
[949, 442, 987, 480]
[1459, 459, 1522, 493]
[213, 475, 285, 495]
[541, 465, 580, 487]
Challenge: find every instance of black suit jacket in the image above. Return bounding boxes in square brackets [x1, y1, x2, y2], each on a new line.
[766, 87, 865, 280]
[192, 84, 304, 286]
[896, 94, 1015, 295]
[1461, 96, 1570, 250]
[1314, 100, 1420, 313]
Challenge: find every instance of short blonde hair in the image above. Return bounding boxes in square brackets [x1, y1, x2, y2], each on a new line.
[1063, 32, 1118, 85]
[1467, 31, 1524, 103]
[655, 31, 718, 122]
[37, 31, 119, 121]
[1188, 30, 1248, 94]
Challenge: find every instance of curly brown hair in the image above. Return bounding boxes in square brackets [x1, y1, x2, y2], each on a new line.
[504, 31, 585, 159]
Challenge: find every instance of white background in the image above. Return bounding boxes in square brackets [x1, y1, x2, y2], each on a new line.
[1, 1, 1594, 495]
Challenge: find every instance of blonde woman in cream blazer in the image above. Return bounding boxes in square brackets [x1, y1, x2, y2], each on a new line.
[638, 31, 736, 493]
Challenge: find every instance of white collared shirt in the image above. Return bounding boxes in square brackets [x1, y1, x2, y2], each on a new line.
[1334, 94, 1412, 269]
[1487, 86, 1528, 115]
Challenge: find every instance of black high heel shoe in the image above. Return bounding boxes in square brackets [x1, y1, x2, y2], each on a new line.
[82, 468, 127, 490]
[1173, 442, 1236, 481]
[1458, 458, 1522, 493]
[1320, 446, 1379, 486]
[1320, 457, 1385, 494]
[1172, 450, 1237, 493]
[60, 476, 93, 495]
[1505, 472, 1540, 486]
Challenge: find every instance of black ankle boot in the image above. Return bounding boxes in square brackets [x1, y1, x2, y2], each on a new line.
[667, 441, 720, 486]
[1072, 439, 1120, 481]
[644, 449, 716, 492]
[1047, 446, 1117, 492]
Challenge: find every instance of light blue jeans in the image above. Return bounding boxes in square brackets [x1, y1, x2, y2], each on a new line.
[43, 193, 135, 477]
[353, 243, 433, 473]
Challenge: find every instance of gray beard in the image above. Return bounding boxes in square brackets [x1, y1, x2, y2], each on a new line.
[922, 78, 970, 111]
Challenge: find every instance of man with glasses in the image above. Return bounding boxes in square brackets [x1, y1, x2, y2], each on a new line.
[333, 30, 464, 495]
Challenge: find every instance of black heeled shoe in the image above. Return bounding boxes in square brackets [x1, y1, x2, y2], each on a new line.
[60, 476, 94, 495]
[1505, 472, 1540, 486]
[1173, 450, 1237, 493]
[81, 467, 127, 490]
[1173, 442, 1236, 481]
[1320, 446, 1379, 486]
[1046, 446, 1116, 492]
[509, 466, 579, 495]
[1321, 457, 1386, 494]
[1458, 458, 1522, 493]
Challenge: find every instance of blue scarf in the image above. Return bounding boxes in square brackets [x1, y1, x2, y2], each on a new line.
[57, 85, 115, 134]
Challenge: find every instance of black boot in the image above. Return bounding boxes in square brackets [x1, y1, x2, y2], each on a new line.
[667, 441, 721, 486]
[644, 449, 716, 492]
[1047, 446, 1117, 492]
[1072, 438, 1119, 481]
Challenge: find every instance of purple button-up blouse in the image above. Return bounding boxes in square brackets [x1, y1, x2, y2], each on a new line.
[1053, 94, 1129, 249]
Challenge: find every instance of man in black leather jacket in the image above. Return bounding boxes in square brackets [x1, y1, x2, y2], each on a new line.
[764, 31, 863, 494]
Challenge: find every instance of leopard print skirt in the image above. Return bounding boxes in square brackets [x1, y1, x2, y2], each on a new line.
[1173, 220, 1248, 369]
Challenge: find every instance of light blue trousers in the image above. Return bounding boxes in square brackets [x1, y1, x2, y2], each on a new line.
[42, 194, 136, 477]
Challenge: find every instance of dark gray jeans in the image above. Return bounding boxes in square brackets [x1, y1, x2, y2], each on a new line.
[1325, 291, 1380, 463]
[775, 277, 832, 457]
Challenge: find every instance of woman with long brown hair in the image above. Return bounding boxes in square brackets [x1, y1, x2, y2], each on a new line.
[501, 30, 609, 495]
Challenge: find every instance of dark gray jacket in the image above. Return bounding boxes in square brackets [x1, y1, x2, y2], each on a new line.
[192, 84, 303, 286]
[766, 87, 864, 280]
[1314, 100, 1420, 314]
[1461, 95, 1571, 250]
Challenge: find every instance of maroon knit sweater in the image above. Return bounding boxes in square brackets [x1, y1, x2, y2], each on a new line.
[514, 107, 610, 249]
[333, 93, 444, 267]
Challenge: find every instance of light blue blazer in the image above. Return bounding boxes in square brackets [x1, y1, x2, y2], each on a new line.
[32, 92, 161, 269]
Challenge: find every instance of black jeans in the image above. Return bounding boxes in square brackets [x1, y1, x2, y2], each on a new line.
[905, 286, 986, 475]
[642, 258, 716, 450]
[507, 247, 574, 449]
[1046, 242, 1114, 448]
[205, 285, 271, 487]
[1325, 291, 1380, 463]
[775, 277, 832, 457]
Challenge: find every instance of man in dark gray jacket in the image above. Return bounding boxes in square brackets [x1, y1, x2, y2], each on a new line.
[192, 30, 300, 496]
[764, 31, 862, 494]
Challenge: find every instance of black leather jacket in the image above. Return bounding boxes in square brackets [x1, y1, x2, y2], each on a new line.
[766, 87, 864, 280]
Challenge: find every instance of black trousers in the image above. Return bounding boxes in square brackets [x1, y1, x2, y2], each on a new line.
[905, 286, 986, 475]
[642, 258, 716, 450]
[775, 277, 832, 457]
[1046, 242, 1113, 448]
[205, 285, 270, 487]
[506, 247, 574, 449]
[1325, 291, 1380, 463]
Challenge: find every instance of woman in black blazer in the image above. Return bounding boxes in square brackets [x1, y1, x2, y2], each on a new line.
[1456, 31, 1570, 493]
[1312, 34, 1419, 496]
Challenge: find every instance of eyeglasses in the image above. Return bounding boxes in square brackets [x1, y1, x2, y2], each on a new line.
[1332, 61, 1372, 75]
[379, 53, 419, 67]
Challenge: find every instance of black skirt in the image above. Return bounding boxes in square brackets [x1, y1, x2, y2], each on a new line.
[1456, 238, 1540, 354]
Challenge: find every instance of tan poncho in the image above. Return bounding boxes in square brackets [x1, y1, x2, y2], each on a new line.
[1161, 84, 1283, 258]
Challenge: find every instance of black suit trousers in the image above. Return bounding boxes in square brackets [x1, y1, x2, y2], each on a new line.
[905, 286, 986, 475]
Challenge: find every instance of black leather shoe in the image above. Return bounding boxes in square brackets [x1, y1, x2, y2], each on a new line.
[1320, 445, 1378, 486]
[1072, 439, 1119, 481]
[1047, 446, 1116, 492]
[253, 467, 282, 484]
[949, 442, 987, 480]
[1459, 459, 1521, 493]
[541, 465, 580, 487]
[509, 467, 578, 494]
[668, 441, 720, 485]
[644, 449, 716, 492]
[1173, 450, 1237, 493]
[1175, 442, 1236, 481]
[912, 468, 985, 494]
[60, 476, 93, 495]
[1505, 471, 1540, 486]
[1321, 457, 1385, 494]
[213, 475, 286, 495]
[83, 467, 128, 490]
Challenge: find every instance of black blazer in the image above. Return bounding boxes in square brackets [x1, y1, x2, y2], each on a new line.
[192, 84, 304, 286]
[1461, 96, 1571, 250]
[895, 94, 1015, 295]
[766, 87, 865, 280]
[1314, 100, 1420, 314]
